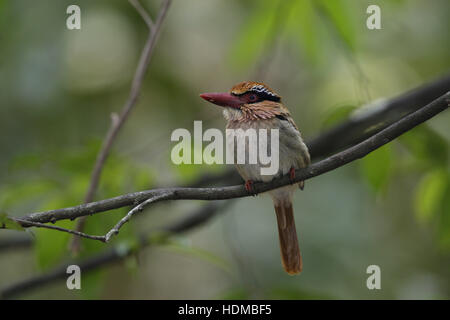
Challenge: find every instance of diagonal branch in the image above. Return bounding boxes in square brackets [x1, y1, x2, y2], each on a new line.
[2, 75, 448, 252]
[6, 92, 447, 229]
[103, 192, 173, 242]
[71, 0, 172, 251]
[129, 0, 154, 30]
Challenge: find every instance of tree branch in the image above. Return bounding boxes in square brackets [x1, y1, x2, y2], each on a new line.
[1, 75, 446, 251]
[129, 0, 154, 30]
[71, 0, 172, 251]
[13, 219, 106, 242]
[0, 236, 32, 252]
[103, 192, 173, 242]
[6, 92, 447, 229]
[0, 91, 447, 299]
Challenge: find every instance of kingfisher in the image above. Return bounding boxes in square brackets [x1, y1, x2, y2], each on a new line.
[200, 81, 310, 275]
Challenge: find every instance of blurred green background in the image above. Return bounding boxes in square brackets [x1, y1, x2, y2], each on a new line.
[0, 0, 449, 299]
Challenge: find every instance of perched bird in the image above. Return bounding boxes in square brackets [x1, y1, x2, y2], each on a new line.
[200, 81, 311, 275]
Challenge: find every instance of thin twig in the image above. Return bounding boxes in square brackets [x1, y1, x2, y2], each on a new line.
[13, 219, 106, 242]
[71, 0, 172, 251]
[11, 193, 175, 244]
[104, 192, 174, 242]
[129, 0, 154, 30]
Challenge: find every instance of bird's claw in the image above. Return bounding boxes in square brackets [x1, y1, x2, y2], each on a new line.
[245, 180, 257, 196]
[298, 181, 305, 190]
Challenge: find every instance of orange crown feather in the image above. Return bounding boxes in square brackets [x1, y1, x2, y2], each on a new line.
[230, 81, 281, 102]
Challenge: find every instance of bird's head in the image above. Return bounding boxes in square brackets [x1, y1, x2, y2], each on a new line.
[200, 81, 286, 121]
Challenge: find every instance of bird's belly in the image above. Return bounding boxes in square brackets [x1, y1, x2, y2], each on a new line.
[227, 125, 303, 183]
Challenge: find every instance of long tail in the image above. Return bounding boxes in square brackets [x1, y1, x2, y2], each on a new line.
[274, 202, 302, 275]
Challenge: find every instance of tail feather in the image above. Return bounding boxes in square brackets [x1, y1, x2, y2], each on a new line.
[274, 203, 302, 275]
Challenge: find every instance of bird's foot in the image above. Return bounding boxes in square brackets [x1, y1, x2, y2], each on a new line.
[298, 181, 305, 190]
[289, 167, 296, 183]
[289, 167, 304, 190]
[245, 180, 257, 196]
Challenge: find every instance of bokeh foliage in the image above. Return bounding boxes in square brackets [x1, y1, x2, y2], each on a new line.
[0, 0, 449, 299]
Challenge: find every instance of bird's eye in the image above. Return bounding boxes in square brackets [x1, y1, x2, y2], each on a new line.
[249, 94, 257, 101]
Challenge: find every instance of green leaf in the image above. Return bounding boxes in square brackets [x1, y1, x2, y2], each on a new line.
[0, 213, 25, 231]
[437, 184, 450, 249]
[35, 218, 74, 270]
[413, 169, 450, 250]
[400, 125, 448, 168]
[360, 144, 393, 193]
[414, 169, 448, 223]
[78, 268, 107, 299]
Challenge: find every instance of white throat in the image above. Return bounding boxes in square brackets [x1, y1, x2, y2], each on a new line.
[223, 107, 242, 122]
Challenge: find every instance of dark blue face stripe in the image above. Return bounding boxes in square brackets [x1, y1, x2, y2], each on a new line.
[231, 85, 281, 102]
[250, 90, 281, 102]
